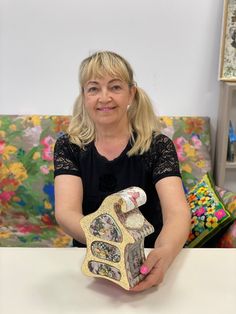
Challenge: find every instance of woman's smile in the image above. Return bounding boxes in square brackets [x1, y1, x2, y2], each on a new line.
[96, 106, 117, 112]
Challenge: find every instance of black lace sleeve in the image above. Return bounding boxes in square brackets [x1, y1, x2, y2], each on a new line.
[145, 134, 181, 184]
[53, 134, 81, 177]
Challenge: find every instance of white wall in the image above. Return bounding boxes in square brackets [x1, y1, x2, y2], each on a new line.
[2, 0, 233, 188]
[0, 0, 223, 118]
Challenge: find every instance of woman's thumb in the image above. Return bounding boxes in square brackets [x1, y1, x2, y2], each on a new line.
[140, 250, 159, 275]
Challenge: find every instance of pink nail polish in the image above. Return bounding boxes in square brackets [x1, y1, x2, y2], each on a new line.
[140, 265, 149, 275]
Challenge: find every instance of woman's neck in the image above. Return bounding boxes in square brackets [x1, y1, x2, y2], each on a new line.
[95, 121, 130, 142]
[94, 124, 131, 161]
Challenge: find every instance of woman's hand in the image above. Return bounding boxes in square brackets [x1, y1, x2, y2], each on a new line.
[129, 177, 190, 292]
[130, 246, 174, 292]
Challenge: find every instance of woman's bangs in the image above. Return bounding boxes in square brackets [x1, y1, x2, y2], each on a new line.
[81, 56, 130, 85]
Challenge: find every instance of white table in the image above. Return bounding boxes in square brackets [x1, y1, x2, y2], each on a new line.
[0, 248, 236, 314]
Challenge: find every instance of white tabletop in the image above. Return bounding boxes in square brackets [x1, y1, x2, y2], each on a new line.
[0, 248, 236, 314]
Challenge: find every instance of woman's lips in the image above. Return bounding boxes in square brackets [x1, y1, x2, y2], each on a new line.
[97, 106, 116, 112]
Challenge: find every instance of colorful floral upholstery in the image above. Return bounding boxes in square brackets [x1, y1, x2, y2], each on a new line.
[0, 115, 72, 247]
[0, 115, 235, 247]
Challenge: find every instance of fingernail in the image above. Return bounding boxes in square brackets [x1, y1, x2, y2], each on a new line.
[140, 265, 149, 275]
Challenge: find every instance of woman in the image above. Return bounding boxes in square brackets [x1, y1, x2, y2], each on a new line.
[54, 51, 191, 292]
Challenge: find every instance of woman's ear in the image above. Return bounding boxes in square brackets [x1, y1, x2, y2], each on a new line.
[130, 85, 137, 103]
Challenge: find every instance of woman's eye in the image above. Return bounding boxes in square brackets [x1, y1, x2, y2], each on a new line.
[87, 87, 98, 94]
[111, 85, 122, 91]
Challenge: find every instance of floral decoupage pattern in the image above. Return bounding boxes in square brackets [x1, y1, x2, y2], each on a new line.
[91, 241, 121, 262]
[88, 261, 121, 281]
[90, 214, 122, 242]
[81, 187, 154, 290]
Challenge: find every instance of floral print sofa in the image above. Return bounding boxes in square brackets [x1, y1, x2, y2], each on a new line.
[0, 115, 235, 247]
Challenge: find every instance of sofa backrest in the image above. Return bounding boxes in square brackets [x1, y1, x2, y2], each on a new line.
[0, 115, 212, 221]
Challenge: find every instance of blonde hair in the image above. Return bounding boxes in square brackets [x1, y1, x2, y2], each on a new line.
[67, 51, 159, 156]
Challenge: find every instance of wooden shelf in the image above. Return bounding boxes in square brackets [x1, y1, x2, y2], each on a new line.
[226, 161, 236, 169]
[215, 82, 236, 186]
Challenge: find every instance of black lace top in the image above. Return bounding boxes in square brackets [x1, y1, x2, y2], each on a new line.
[54, 133, 181, 248]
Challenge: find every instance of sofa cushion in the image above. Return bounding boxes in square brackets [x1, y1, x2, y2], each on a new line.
[159, 117, 212, 193]
[184, 173, 234, 248]
[215, 186, 236, 247]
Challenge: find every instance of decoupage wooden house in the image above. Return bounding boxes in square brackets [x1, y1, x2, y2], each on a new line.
[80, 186, 154, 290]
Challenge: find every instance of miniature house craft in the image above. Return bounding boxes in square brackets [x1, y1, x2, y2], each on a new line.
[80, 186, 154, 290]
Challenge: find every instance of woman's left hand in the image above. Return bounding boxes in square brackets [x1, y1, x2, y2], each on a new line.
[130, 246, 174, 292]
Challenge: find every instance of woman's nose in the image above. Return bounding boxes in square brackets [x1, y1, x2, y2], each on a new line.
[98, 88, 111, 102]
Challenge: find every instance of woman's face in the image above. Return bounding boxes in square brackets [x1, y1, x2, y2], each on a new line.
[83, 75, 136, 129]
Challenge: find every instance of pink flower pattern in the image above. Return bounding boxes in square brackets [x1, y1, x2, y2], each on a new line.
[41, 135, 55, 161]
[173, 137, 187, 162]
[0, 140, 5, 154]
[195, 207, 206, 217]
[0, 191, 15, 202]
[215, 209, 227, 221]
[191, 135, 202, 149]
